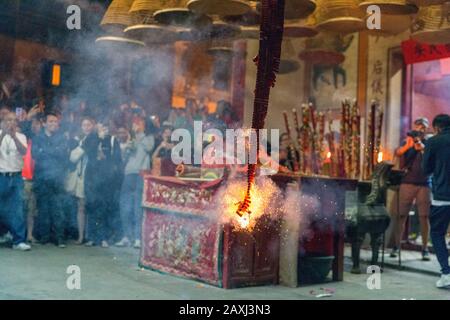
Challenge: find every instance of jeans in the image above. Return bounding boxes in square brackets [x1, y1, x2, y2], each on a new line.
[34, 180, 66, 244]
[119, 174, 143, 242]
[86, 197, 107, 245]
[429, 205, 450, 275]
[84, 173, 121, 244]
[0, 175, 26, 245]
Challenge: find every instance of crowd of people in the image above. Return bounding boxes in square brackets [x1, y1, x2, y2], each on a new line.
[1, 93, 450, 289]
[0, 95, 234, 251]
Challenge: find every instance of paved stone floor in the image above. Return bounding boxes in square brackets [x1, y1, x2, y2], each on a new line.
[0, 243, 449, 300]
[353, 246, 441, 276]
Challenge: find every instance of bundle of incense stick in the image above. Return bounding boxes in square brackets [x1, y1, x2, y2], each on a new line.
[317, 111, 326, 174]
[293, 107, 303, 173]
[351, 100, 361, 180]
[308, 103, 321, 174]
[301, 104, 311, 174]
[335, 99, 363, 179]
[375, 103, 384, 165]
[364, 100, 378, 180]
[284, 99, 364, 178]
[340, 101, 348, 177]
[283, 110, 300, 172]
[326, 110, 336, 176]
[345, 100, 353, 177]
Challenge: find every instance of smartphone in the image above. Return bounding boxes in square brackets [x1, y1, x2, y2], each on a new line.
[15, 107, 24, 118]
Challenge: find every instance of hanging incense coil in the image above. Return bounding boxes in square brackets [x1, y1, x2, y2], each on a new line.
[279, 39, 301, 74]
[153, 0, 212, 27]
[130, 0, 187, 24]
[283, 13, 318, 38]
[284, 0, 316, 19]
[154, 8, 212, 26]
[127, 0, 197, 43]
[222, 1, 260, 26]
[237, 26, 260, 39]
[284, 20, 318, 38]
[129, 0, 174, 24]
[409, 0, 447, 6]
[314, 0, 365, 34]
[101, 0, 136, 31]
[411, 3, 450, 44]
[299, 34, 346, 66]
[95, 36, 146, 51]
[367, 14, 415, 36]
[253, 0, 316, 20]
[124, 24, 183, 44]
[187, 0, 251, 16]
[359, 1, 418, 15]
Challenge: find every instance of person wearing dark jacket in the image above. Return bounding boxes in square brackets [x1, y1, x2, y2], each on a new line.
[83, 121, 122, 247]
[422, 114, 450, 289]
[32, 113, 69, 247]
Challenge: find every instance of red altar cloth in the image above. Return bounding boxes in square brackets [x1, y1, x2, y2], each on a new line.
[140, 175, 280, 288]
[140, 176, 224, 286]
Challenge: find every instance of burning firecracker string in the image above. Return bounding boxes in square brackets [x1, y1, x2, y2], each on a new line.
[235, 0, 285, 218]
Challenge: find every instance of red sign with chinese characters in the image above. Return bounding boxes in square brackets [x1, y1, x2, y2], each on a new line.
[402, 39, 450, 64]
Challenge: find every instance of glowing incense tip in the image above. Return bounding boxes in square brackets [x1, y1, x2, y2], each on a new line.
[237, 214, 251, 229]
[377, 151, 383, 163]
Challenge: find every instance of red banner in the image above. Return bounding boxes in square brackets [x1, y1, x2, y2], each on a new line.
[401, 39, 450, 64]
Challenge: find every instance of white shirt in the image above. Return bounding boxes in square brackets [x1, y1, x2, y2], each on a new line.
[0, 130, 27, 173]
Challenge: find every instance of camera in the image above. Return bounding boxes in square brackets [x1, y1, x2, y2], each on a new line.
[407, 130, 424, 139]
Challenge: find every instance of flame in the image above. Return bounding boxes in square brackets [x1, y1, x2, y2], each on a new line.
[377, 151, 383, 163]
[219, 179, 279, 231]
[326, 151, 332, 159]
[237, 214, 250, 229]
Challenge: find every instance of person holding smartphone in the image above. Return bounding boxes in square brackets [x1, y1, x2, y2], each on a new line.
[390, 118, 431, 261]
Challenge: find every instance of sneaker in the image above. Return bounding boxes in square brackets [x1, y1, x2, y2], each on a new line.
[422, 250, 431, 261]
[115, 237, 130, 247]
[390, 248, 398, 258]
[436, 274, 450, 288]
[12, 242, 31, 251]
[101, 241, 109, 248]
[133, 240, 141, 249]
[84, 241, 94, 247]
[0, 232, 13, 244]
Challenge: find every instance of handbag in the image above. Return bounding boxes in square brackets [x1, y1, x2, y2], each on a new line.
[65, 144, 85, 195]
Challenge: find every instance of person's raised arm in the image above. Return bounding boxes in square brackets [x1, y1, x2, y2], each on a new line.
[10, 130, 27, 155]
[395, 136, 415, 157]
